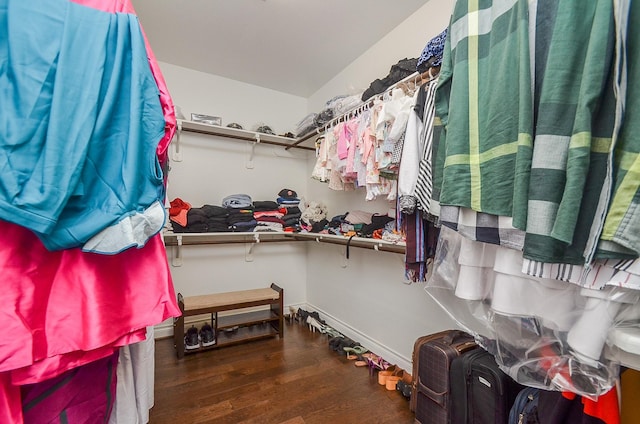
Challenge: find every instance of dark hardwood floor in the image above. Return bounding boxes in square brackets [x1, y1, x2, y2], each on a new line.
[151, 319, 414, 424]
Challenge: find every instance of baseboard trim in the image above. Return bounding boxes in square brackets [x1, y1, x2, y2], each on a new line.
[304, 302, 413, 373]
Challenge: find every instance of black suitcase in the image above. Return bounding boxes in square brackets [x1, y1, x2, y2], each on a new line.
[450, 348, 524, 424]
[412, 330, 478, 424]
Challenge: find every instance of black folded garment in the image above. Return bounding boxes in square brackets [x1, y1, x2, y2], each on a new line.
[227, 214, 256, 224]
[206, 217, 228, 228]
[229, 220, 257, 232]
[227, 210, 254, 222]
[359, 214, 394, 237]
[310, 219, 328, 233]
[171, 221, 208, 233]
[185, 208, 207, 224]
[253, 200, 280, 211]
[207, 222, 231, 232]
[284, 217, 301, 227]
[201, 204, 229, 218]
[282, 213, 302, 221]
[361, 57, 418, 101]
[227, 208, 254, 216]
[283, 206, 301, 215]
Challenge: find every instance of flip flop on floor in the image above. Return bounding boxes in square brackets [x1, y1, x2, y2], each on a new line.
[343, 345, 368, 359]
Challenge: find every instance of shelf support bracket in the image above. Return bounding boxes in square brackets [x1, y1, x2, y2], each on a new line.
[245, 243, 255, 262]
[172, 235, 184, 267]
[245, 133, 260, 169]
[172, 120, 183, 162]
[245, 233, 259, 261]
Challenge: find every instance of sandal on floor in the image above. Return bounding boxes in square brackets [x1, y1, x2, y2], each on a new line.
[343, 345, 368, 359]
[332, 337, 355, 352]
[324, 328, 343, 338]
[367, 355, 392, 377]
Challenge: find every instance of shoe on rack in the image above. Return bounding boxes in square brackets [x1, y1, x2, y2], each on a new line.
[200, 323, 216, 347]
[184, 325, 200, 350]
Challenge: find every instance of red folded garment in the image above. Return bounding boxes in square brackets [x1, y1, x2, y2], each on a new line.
[169, 198, 191, 227]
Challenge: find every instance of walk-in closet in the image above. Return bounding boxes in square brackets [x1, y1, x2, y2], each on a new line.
[1, 0, 639, 423]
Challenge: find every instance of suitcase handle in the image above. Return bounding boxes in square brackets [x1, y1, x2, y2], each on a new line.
[417, 378, 447, 407]
[442, 330, 471, 345]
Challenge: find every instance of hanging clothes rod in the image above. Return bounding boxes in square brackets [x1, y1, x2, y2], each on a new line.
[287, 68, 439, 150]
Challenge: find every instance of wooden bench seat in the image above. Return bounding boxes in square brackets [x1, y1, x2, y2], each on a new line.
[173, 283, 283, 358]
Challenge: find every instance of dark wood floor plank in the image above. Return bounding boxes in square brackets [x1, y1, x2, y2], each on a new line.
[151, 320, 414, 423]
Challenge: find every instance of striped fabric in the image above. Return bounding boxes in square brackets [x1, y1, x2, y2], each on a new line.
[521, 0, 618, 264]
[440, 205, 525, 250]
[522, 256, 640, 291]
[434, 0, 533, 218]
[414, 78, 439, 215]
[598, 0, 640, 259]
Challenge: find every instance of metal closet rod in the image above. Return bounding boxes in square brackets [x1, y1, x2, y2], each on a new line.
[287, 68, 439, 149]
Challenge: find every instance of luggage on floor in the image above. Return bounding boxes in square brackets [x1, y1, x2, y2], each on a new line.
[508, 386, 541, 424]
[450, 347, 524, 424]
[410, 329, 478, 423]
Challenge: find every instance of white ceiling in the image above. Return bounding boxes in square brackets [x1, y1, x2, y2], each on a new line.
[131, 0, 429, 98]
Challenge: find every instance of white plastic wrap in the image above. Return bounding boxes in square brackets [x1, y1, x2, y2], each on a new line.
[425, 226, 639, 399]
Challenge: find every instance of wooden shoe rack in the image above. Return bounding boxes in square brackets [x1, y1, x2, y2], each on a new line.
[174, 283, 284, 358]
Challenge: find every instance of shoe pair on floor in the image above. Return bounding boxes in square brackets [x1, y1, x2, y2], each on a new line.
[185, 323, 216, 350]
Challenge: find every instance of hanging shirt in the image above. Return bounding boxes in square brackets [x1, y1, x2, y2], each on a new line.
[0, 0, 167, 253]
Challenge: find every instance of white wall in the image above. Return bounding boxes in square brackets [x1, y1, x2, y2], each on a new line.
[307, 0, 455, 112]
[156, 63, 311, 337]
[160, 62, 307, 135]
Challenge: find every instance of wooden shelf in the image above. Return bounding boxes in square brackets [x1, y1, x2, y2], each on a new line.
[218, 310, 280, 329]
[179, 119, 316, 151]
[216, 325, 280, 347]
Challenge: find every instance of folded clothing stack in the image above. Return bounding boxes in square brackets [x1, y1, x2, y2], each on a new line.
[170, 204, 229, 233]
[223, 193, 256, 232]
[277, 188, 300, 206]
[276, 189, 303, 232]
[253, 200, 285, 232]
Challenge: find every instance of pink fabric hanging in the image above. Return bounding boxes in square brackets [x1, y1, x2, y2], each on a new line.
[0, 220, 179, 380]
[20, 353, 119, 424]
